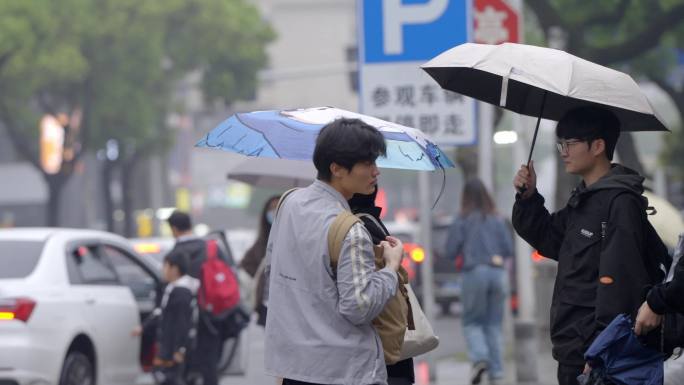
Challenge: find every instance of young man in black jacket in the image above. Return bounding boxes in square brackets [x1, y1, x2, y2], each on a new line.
[512, 107, 654, 385]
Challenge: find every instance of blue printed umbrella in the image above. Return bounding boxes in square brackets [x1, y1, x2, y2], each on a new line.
[195, 107, 455, 171]
[583, 314, 664, 385]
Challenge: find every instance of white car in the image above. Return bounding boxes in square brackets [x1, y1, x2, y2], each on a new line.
[0, 228, 161, 385]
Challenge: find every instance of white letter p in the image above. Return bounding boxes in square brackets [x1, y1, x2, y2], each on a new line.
[383, 0, 449, 55]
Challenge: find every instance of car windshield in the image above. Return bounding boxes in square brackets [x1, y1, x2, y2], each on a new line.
[0, 240, 44, 278]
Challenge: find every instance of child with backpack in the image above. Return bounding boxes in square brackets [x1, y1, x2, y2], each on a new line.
[133, 251, 199, 385]
[166, 211, 245, 385]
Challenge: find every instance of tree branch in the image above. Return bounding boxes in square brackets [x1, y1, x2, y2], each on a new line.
[651, 76, 684, 117]
[587, 2, 684, 64]
[78, 77, 93, 154]
[37, 92, 58, 116]
[0, 104, 41, 171]
[0, 48, 17, 72]
[584, 0, 631, 28]
[525, 0, 571, 37]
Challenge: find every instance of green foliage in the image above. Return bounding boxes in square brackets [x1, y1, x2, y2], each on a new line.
[526, 0, 684, 62]
[662, 123, 684, 183]
[526, 0, 684, 175]
[0, 0, 274, 159]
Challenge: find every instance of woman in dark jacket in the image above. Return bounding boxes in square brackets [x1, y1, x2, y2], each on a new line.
[240, 195, 280, 327]
[349, 186, 415, 385]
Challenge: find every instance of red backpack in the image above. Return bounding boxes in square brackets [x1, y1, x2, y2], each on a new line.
[199, 239, 240, 316]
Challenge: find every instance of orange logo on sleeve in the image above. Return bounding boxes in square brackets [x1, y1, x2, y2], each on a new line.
[599, 276, 614, 285]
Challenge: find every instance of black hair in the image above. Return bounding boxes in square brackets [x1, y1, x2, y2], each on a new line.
[242, 195, 280, 273]
[461, 178, 496, 216]
[313, 118, 386, 181]
[167, 211, 192, 232]
[164, 251, 189, 276]
[556, 106, 620, 161]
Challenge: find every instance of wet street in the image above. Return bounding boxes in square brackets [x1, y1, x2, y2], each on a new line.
[221, 309, 467, 385]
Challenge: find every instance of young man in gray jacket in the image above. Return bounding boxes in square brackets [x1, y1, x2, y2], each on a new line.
[263, 118, 405, 385]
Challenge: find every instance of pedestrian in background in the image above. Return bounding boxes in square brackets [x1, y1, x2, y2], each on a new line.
[446, 178, 513, 385]
[349, 185, 415, 385]
[263, 118, 404, 385]
[512, 107, 656, 385]
[240, 195, 280, 327]
[133, 252, 199, 385]
[167, 211, 221, 385]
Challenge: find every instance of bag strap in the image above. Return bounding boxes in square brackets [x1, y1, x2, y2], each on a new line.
[200, 239, 219, 313]
[327, 211, 362, 272]
[206, 239, 218, 261]
[355, 213, 389, 239]
[275, 188, 299, 218]
[600, 190, 633, 240]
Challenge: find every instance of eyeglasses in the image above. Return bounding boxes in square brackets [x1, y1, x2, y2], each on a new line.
[556, 139, 586, 154]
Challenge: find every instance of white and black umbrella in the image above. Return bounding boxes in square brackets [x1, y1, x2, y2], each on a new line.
[422, 42, 669, 164]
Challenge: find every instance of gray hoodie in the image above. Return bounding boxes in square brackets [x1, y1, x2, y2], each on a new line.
[264, 180, 398, 385]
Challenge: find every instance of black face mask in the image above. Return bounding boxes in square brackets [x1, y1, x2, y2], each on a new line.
[348, 185, 378, 212]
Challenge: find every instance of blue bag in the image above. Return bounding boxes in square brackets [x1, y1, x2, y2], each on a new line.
[582, 314, 664, 385]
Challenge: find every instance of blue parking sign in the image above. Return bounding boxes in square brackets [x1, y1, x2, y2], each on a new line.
[361, 0, 470, 63]
[359, 0, 476, 146]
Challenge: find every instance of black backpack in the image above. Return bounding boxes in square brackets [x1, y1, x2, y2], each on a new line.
[604, 191, 684, 357]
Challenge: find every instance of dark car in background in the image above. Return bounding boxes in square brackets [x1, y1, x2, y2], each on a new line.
[386, 217, 460, 315]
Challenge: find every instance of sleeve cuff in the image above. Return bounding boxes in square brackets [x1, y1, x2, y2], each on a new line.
[515, 189, 543, 205]
[379, 266, 399, 296]
[646, 285, 667, 315]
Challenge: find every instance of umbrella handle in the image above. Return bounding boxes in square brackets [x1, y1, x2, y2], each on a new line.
[518, 91, 547, 195]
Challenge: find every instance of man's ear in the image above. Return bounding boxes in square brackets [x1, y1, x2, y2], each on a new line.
[330, 162, 345, 179]
[591, 138, 606, 158]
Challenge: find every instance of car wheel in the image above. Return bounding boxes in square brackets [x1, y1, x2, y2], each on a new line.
[59, 351, 94, 385]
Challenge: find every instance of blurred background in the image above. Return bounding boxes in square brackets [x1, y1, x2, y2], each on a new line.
[3, 1, 684, 384]
[0, 0, 682, 237]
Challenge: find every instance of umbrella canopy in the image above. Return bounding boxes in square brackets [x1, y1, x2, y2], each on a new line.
[196, 107, 455, 171]
[226, 157, 315, 189]
[583, 314, 663, 385]
[422, 42, 668, 132]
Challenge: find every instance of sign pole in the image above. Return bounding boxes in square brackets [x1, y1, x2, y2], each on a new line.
[358, 3, 473, 382]
[418, 171, 436, 382]
[477, 102, 494, 191]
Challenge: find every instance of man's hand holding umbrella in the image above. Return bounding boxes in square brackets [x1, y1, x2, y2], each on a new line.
[513, 161, 536, 199]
